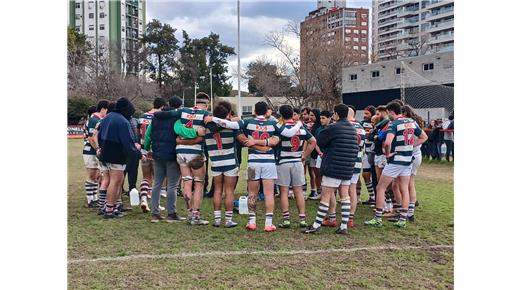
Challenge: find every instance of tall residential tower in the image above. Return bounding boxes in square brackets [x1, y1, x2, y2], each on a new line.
[68, 0, 146, 75]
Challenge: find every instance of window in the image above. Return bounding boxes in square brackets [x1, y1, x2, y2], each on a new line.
[361, 13, 367, 18]
[423, 63, 434, 71]
[99, 1, 105, 8]
[345, 29, 351, 33]
[353, 37, 359, 42]
[395, 67, 402, 75]
[361, 22, 367, 26]
[361, 30, 367, 34]
[361, 46, 367, 50]
[89, 13, 94, 19]
[354, 29, 359, 33]
[89, 25, 94, 31]
[88, 1, 94, 9]
[349, 74, 357, 81]
[100, 12, 105, 18]
[75, 14, 81, 20]
[361, 38, 367, 42]
[353, 46, 359, 50]
[75, 3, 80, 9]
[100, 24, 105, 30]
[243, 106, 253, 113]
[75, 26, 81, 32]
[371, 71, 380, 78]
[345, 37, 351, 41]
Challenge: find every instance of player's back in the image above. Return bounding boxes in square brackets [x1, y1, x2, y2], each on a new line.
[176, 107, 209, 156]
[243, 117, 279, 163]
[388, 117, 421, 166]
[138, 111, 154, 144]
[276, 121, 311, 165]
[205, 128, 238, 172]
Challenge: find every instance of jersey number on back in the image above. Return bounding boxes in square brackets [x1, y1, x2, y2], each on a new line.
[290, 135, 300, 152]
[252, 131, 270, 140]
[213, 133, 223, 150]
[403, 128, 415, 145]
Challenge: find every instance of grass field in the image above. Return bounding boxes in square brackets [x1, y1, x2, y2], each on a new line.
[68, 139, 454, 289]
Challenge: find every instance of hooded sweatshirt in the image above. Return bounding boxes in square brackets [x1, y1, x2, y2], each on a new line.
[97, 97, 142, 165]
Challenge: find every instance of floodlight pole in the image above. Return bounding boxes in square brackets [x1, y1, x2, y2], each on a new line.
[237, 0, 242, 117]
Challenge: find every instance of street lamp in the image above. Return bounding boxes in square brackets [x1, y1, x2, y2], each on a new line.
[206, 54, 213, 111]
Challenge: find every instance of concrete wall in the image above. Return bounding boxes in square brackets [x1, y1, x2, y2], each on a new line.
[342, 51, 453, 93]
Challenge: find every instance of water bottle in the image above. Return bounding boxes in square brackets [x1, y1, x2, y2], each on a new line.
[129, 188, 140, 206]
[238, 196, 249, 215]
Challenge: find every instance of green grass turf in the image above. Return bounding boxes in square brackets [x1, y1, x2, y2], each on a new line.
[68, 139, 453, 289]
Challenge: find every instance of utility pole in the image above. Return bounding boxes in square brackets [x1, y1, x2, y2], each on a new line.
[237, 0, 242, 117]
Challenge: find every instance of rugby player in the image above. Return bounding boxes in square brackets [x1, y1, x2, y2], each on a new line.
[360, 106, 376, 207]
[364, 102, 427, 228]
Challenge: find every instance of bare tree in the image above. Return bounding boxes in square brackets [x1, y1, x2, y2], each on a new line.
[406, 33, 431, 57]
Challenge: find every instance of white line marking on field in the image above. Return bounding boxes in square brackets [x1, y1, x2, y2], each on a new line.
[68, 244, 453, 265]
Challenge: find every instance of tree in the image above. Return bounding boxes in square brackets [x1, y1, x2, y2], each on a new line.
[68, 27, 91, 95]
[406, 33, 431, 57]
[142, 19, 179, 88]
[245, 57, 292, 106]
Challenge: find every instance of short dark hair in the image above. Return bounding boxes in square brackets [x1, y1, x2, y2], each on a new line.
[213, 104, 229, 119]
[389, 99, 404, 107]
[449, 114, 454, 121]
[196, 92, 210, 103]
[169, 96, 183, 108]
[386, 102, 402, 115]
[153, 97, 167, 109]
[364, 105, 376, 116]
[302, 107, 311, 114]
[107, 102, 116, 113]
[321, 110, 332, 118]
[279, 105, 294, 120]
[293, 107, 301, 114]
[347, 105, 356, 115]
[333, 104, 349, 119]
[376, 105, 387, 112]
[96, 100, 109, 112]
[254, 101, 268, 116]
[217, 101, 232, 113]
[87, 105, 97, 117]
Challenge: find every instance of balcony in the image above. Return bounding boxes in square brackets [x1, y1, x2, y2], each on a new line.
[379, 1, 408, 13]
[429, 32, 454, 44]
[379, 17, 401, 29]
[397, 7, 419, 18]
[427, 20, 454, 33]
[396, 19, 419, 29]
[425, 7, 454, 21]
[428, 0, 453, 10]
[396, 30, 418, 40]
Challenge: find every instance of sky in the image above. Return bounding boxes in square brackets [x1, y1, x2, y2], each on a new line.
[146, 0, 372, 90]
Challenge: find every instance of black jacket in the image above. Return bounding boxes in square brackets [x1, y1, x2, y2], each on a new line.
[151, 108, 179, 161]
[318, 119, 359, 180]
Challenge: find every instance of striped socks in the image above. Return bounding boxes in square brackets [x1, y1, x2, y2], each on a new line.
[312, 202, 329, 229]
[98, 189, 107, 211]
[399, 208, 408, 222]
[328, 212, 336, 222]
[248, 213, 256, 225]
[375, 208, 383, 222]
[408, 202, 416, 217]
[282, 211, 290, 221]
[340, 199, 351, 230]
[214, 210, 221, 224]
[225, 211, 233, 223]
[140, 179, 150, 198]
[265, 213, 274, 227]
[366, 182, 375, 201]
[298, 214, 306, 222]
[85, 180, 97, 204]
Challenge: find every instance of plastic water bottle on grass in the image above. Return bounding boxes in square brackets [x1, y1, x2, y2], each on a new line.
[238, 196, 249, 215]
[129, 188, 140, 206]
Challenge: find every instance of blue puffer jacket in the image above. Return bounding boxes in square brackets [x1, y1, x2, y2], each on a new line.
[318, 119, 359, 181]
[150, 108, 179, 161]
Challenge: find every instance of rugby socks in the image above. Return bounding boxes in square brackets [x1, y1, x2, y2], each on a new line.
[192, 209, 200, 220]
[225, 211, 233, 223]
[349, 213, 355, 222]
[329, 212, 337, 222]
[248, 213, 256, 225]
[105, 203, 114, 216]
[299, 214, 306, 222]
[312, 202, 329, 229]
[375, 208, 383, 222]
[265, 213, 274, 227]
[140, 179, 150, 198]
[85, 180, 97, 204]
[340, 199, 351, 230]
[187, 208, 193, 220]
[399, 208, 408, 222]
[98, 189, 107, 211]
[282, 211, 290, 221]
[408, 202, 416, 217]
[214, 210, 221, 224]
[366, 182, 375, 201]
[116, 198, 123, 212]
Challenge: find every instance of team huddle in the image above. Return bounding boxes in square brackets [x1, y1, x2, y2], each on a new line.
[81, 92, 427, 234]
